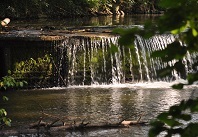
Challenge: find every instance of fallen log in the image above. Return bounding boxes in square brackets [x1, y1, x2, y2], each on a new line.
[0, 106, 148, 136]
[0, 122, 148, 136]
[28, 110, 147, 131]
[28, 117, 147, 131]
[0, 119, 148, 136]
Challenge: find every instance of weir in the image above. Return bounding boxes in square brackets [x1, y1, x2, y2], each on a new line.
[63, 34, 197, 86]
[0, 30, 197, 88]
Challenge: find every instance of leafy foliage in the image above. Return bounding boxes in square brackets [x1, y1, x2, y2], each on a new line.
[0, 96, 11, 128]
[149, 99, 198, 137]
[0, 71, 28, 128]
[13, 54, 52, 78]
[0, 108, 11, 128]
[0, 72, 28, 129]
[0, 70, 27, 90]
[114, 0, 198, 86]
[114, 0, 198, 137]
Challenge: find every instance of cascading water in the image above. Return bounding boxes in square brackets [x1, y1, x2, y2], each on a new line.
[54, 34, 197, 86]
[61, 36, 123, 85]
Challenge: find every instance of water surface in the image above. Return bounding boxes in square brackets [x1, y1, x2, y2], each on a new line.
[9, 15, 161, 29]
[1, 82, 198, 137]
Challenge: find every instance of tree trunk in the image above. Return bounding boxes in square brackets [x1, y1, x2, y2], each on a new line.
[112, 0, 124, 15]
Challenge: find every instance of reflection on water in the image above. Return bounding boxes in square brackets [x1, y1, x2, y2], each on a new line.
[10, 15, 161, 29]
[1, 82, 198, 137]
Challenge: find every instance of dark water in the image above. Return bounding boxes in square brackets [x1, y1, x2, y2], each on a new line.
[9, 15, 160, 29]
[1, 82, 198, 137]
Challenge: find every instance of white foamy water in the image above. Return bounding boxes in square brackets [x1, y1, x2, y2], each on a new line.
[65, 79, 194, 89]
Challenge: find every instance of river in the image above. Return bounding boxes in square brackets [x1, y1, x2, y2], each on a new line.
[9, 14, 160, 28]
[1, 15, 198, 137]
[1, 82, 198, 136]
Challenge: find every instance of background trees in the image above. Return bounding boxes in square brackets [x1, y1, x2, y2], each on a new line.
[0, 0, 162, 19]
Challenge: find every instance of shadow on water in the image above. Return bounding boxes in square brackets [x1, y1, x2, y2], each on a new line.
[1, 82, 198, 137]
[9, 14, 161, 29]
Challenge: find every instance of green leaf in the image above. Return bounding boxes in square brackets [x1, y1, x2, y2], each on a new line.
[192, 29, 198, 37]
[171, 22, 188, 34]
[149, 121, 167, 137]
[16, 82, 20, 87]
[115, 27, 140, 47]
[174, 60, 186, 75]
[166, 41, 187, 60]
[118, 33, 135, 47]
[150, 120, 165, 127]
[91, 57, 98, 63]
[7, 70, 11, 75]
[19, 82, 24, 87]
[152, 41, 186, 62]
[191, 104, 198, 112]
[4, 118, 11, 126]
[163, 119, 181, 127]
[172, 83, 184, 89]
[182, 123, 198, 137]
[189, 99, 198, 112]
[151, 50, 167, 58]
[112, 28, 126, 35]
[157, 112, 169, 121]
[6, 81, 11, 87]
[157, 65, 173, 77]
[169, 106, 181, 116]
[187, 73, 198, 85]
[0, 109, 6, 115]
[171, 29, 180, 34]
[110, 44, 118, 54]
[3, 96, 9, 101]
[10, 82, 15, 87]
[159, 0, 183, 8]
[3, 110, 7, 116]
[180, 114, 191, 121]
[178, 100, 187, 110]
[149, 126, 167, 137]
[23, 81, 28, 85]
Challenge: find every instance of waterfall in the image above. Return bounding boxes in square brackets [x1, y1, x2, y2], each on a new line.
[53, 34, 197, 86]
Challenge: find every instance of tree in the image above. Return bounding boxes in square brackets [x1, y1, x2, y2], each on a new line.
[113, 0, 198, 136]
[0, 0, 163, 18]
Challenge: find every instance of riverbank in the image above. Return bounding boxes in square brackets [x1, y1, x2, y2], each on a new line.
[0, 0, 163, 19]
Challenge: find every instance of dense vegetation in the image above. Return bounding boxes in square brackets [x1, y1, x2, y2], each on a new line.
[0, 0, 162, 19]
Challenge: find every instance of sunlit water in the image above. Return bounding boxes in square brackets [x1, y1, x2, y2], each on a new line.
[1, 81, 198, 137]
